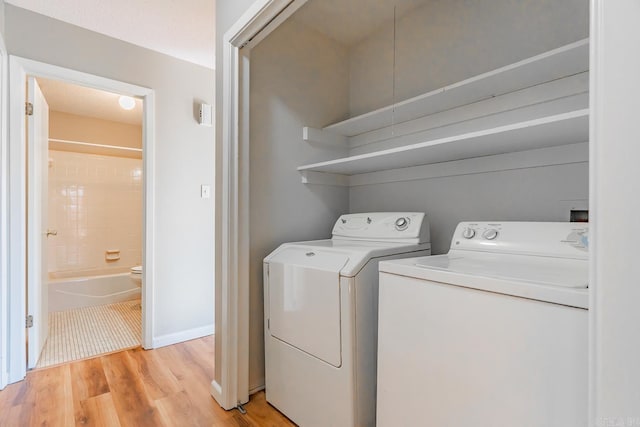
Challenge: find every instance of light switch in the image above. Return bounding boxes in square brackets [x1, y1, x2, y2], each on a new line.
[201, 185, 211, 199]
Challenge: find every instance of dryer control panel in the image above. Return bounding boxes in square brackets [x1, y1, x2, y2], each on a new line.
[332, 212, 430, 244]
[452, 221, 589, 259]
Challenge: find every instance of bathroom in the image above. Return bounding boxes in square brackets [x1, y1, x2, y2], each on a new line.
[34, 77, 144, 368]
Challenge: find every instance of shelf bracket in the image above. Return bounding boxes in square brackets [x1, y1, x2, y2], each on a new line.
[302, 127, 348, 147]
[299, 170, 350, 186]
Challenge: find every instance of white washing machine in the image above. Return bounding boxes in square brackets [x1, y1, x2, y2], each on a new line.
[264, 212, 431, 427]
[376, 221, 588, 427]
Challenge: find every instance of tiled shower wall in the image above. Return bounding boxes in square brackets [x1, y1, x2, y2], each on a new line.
[47, 150, 143, 278]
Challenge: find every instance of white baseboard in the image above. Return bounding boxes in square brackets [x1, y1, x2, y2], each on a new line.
[210, 379, 261, 409]
[210, 379, 224, 406]
[249, 383, 265, 395]
[0, 369, 8, 390]
[151, 324, 214, 348]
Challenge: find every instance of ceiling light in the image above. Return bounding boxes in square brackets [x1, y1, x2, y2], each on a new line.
[119, 95, 136, 110]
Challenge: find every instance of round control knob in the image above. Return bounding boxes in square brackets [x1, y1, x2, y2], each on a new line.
[462, 227, 476, 239]
[394, 217, 409, 231]
[482, 229, 499, 240]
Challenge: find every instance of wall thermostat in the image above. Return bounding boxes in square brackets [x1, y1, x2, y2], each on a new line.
[199, 103, 213, 126]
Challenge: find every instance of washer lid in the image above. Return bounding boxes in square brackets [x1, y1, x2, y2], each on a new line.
[379, 253, 588, 308]
[415, 252, 588, 289]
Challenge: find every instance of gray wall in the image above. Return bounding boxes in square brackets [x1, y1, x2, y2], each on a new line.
[348, 0, 589, 254]
[6, 5, 215, 341]
[0, 1, 5, 37]
[349, 0, 589, 115]
[351, 163, 589, 254]
[249, 18, 350, 391]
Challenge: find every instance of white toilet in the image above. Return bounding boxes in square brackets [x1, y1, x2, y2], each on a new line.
[130, 265, 142, 287]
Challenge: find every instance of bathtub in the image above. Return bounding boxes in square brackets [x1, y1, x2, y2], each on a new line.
[49, 272, 141, 312]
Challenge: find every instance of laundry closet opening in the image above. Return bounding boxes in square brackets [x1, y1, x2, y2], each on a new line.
[243, 0, 589, 397]
[24, 76, 145, 369]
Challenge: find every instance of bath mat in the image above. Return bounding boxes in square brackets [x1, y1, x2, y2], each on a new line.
[36, 299, 141, 368]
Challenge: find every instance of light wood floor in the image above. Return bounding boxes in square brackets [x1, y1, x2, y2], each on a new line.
[0, 335, 294, 426]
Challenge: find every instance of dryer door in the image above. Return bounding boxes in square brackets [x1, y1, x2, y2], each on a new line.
[267, 248, 348, 367]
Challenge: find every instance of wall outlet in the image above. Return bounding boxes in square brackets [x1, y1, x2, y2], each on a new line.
[558, 199, 588, 221]
[570, 210, 589, 222]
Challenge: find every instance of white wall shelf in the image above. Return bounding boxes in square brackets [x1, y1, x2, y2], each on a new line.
[298, 109, 588, 178]
[298, 39, 589, 186]
[323, 38, 589, 138]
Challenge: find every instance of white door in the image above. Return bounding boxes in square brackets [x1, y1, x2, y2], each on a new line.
[26, 76, 49, 369]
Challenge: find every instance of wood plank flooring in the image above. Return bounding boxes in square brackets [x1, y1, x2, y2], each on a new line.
[0, 336, 294, 427]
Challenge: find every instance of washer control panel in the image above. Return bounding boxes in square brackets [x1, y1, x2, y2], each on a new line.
[451, 221, 589, 259]
[460, 225, 499, 241]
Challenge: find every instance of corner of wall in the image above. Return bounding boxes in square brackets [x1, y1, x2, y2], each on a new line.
[0, 1, 5, 39]
[249, 380, 265, 395]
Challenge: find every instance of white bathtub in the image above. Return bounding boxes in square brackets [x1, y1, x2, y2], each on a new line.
[49, 272, 141, 312]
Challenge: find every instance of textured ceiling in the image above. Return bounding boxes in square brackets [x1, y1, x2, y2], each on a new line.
[6, 0, 215, 69]
[37, 77, 143, 125]
[292, 0, 427, 46]
[6, 0, 428, 68]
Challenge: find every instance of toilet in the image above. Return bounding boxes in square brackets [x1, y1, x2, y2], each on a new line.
[130, 265, 142, 287]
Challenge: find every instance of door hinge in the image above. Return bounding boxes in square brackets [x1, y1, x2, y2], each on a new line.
[26, 315, 33, 328]
[25, 102, 33, 116]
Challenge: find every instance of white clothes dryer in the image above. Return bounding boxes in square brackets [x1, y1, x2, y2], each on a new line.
[376, 221, 589, 427]
[264, 212, 431, 427]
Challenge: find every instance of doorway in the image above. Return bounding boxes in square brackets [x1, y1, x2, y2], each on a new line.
[7, 56, 156, 383]
[28, 76, 144, 368]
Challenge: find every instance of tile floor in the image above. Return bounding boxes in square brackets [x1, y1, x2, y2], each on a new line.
[36, 299, 141, 368]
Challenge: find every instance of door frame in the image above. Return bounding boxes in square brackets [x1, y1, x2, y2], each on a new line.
[211, 0, 308, 410]
[0, 34, 8, 390]
[589, 0, 640, 424]
[5, 56, 156, 384]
